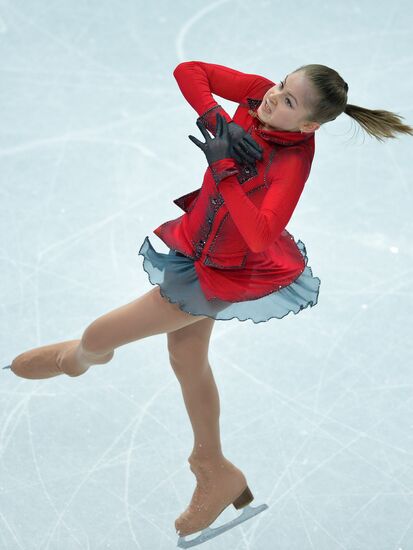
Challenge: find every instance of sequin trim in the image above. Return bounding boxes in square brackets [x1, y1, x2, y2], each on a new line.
[197, 105, 226, 134]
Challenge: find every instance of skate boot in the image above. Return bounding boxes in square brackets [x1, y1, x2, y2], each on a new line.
[175, 456, 268, 547]
[4, 339, 114, 379]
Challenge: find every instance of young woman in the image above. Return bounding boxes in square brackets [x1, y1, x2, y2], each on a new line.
[4, 61, 412, 546]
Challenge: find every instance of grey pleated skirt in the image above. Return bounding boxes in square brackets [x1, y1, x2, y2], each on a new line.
[138, 236, 321, 324]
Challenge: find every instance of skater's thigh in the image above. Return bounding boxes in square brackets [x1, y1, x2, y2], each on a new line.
[167, 316, 215, 370]
[82, 286, 208, 353]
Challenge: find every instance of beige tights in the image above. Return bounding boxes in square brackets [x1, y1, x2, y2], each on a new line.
[66, 285, 224, 462]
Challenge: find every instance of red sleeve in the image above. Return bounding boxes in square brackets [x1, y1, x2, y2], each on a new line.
[209, 154, 310, 253]
[173, 60, 274, 135]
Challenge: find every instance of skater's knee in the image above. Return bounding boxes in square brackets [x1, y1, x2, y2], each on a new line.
[65, 369, 84, 378]
[81, 322, 113, 356]
[168, 342, 210, 377]
[169, 355, 210, 381]
[167, 317, 215, 376]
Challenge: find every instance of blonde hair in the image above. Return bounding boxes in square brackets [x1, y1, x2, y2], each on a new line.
[293, 63, 413, 143]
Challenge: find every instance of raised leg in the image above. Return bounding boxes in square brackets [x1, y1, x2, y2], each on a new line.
[79, 286, 208, 355]
[8, 286, 209, 379]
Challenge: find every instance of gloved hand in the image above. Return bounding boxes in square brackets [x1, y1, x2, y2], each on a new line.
[227, 121, 263, 165]
[188, 113, 232, 166]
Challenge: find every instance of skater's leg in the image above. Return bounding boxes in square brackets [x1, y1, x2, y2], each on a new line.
[167, 319, 251, 537]
[167, 317, 224, 462]
[9, 286, 209, 379]
[80, 286, 207, 355]
[60, 286, 209, 374]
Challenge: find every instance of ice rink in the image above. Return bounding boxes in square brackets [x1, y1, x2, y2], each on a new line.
[1, 0, 412, 548]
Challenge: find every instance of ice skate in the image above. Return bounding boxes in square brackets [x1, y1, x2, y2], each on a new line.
[176, 457, 268, 548]
[5, 339, 114, 379]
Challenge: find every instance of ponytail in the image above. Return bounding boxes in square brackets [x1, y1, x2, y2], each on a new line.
[294, 63, 413, 143]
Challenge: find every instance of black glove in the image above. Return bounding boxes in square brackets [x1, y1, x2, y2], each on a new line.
[188, 113, 232, 166]
[227, 121, 263, 165]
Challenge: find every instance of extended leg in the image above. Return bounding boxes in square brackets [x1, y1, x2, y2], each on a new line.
[79, 286, 208, 355]
[8, 286, 209, 379]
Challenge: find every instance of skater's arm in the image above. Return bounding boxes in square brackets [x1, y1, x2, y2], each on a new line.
[209, 153, 310, 253]
[173, 61, 274, 134]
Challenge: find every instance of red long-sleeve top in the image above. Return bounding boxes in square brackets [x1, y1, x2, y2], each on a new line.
[209, 154, 308, 253]
[152, 60, 315, 302]
[172, 61, 313, 252]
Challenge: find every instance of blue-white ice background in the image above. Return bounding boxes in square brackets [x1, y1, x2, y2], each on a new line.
[1, 1, 413, 549]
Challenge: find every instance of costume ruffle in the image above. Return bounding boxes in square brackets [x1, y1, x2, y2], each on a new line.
[138, 236, 320, 324]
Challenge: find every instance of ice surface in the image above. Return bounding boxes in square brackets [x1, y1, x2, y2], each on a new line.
[1, 1, 412, 549]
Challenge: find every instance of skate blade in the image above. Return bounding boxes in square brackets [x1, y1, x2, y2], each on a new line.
[176, 503, 269, 548]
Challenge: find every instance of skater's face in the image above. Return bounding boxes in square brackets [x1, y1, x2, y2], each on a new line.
[256, 70, 320, 134]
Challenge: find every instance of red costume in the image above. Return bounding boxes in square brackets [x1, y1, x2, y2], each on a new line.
[153, 61, 315, 302]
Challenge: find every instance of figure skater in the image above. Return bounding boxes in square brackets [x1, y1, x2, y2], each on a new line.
[4, 61, 412, 547]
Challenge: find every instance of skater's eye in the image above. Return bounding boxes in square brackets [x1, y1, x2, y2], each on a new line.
[279, 81, 293, 108]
